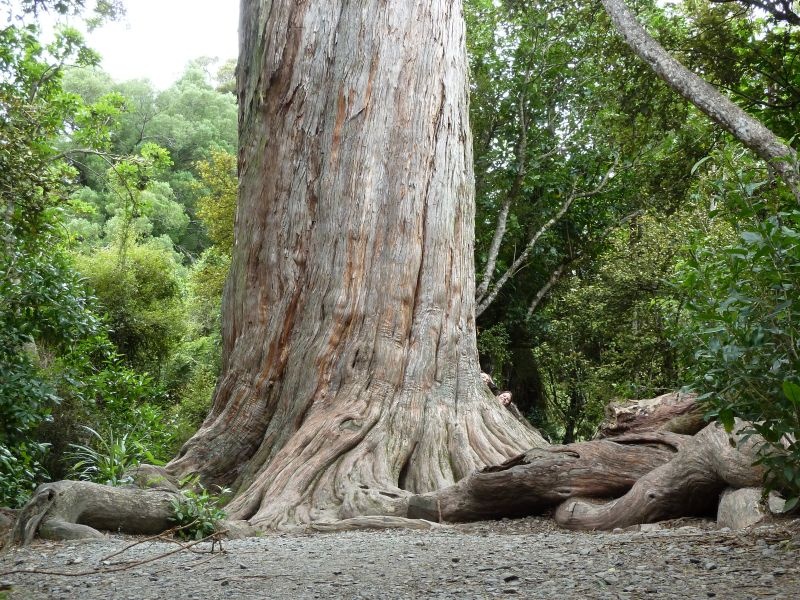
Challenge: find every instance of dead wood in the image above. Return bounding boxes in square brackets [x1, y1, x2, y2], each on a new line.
[597, 391, 703, 438]
[555, 421, 765, 530]
[12, 480, 179, 544]
[406, 431, 688, 522]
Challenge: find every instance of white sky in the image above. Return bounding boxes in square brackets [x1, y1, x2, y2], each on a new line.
[79, 0, 239, 88]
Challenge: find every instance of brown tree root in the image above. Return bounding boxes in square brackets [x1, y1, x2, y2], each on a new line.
[406, 431, 688, 522]
[309, 516, 446, 531]
[597, 391, 703, 438]
[555, 422, 765, 530]
[12, 481, 179, 544]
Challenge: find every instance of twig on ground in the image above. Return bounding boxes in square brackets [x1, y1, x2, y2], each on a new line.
[0, 530, 228, 578]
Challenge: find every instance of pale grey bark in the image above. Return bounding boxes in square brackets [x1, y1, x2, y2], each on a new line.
[12, 481, 178, 544]
[601, 0, 800, 199]
[476, 97, 529, 303]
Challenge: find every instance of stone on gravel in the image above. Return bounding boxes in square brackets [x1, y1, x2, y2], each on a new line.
[717, 487, 784, 530]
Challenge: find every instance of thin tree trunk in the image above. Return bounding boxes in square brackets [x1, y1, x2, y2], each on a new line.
[166, 0, 547, 530]
[600, 0, 800, 199]
[526, 260, 568, 318]
[476, 161, 615, 317]
[476, 191, 576, 317]
[476, 97, 529, 303]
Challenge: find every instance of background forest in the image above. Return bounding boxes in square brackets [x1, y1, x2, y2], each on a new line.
[2, 0, 799, 511]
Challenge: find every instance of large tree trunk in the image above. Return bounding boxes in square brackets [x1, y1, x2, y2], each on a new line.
[165, 0, 546, 530]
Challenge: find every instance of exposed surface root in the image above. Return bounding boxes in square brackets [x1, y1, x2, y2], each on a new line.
[12, 480, 178, 544]
[407, 431, 686, 522]
[555, 422, 765, 530]
[309, 516, 446, 531]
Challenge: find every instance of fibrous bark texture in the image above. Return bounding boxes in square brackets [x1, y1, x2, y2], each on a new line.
[406, 431, 687, 522]
[597, 391, 703, 438]
[555, 422, 765, 530]
[601, 0, 800, 199]
[167, 0, 546, 529]
[11, 481, 177, 544]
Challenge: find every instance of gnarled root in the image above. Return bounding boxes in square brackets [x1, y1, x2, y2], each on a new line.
[597, 391, 703, 438]
[407, 431, 688, 522]
[555, 422, 765, 530]
[12, 480, 179, 544]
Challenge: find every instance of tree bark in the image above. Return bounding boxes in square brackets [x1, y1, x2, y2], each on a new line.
[11, 481, 178, 544]
[406, 431, 687, 522]
[555, 422, 765, 530]
[597, 391, 704, 438]
[165, 0, 547, 530]
[600, 0, 800, 199]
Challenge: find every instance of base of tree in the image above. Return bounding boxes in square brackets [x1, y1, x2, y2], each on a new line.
[5, 397, 784, 543]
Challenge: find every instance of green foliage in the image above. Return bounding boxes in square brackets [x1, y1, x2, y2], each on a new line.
[466, 0, 712, 430]
[477, 324, 512, 385]
[194, 149, 237, 254]
[0, 1, 238, 507]
[65, 425, 152, 486]
[518, 210, 691, 441]
[676, 148, 800, 507]
[170, 478, 229, 540]
[0, 441, 49, 508]
[74, 243, 187, 374]
[0, 222, 109, 502]
[1, 1, 131, 505]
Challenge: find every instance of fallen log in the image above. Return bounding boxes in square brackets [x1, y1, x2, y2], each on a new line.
[11, 480, 178, 544]
[597, 391, 703, 438]
[555, 421, 765, 530]
[407, 431, 688, 522]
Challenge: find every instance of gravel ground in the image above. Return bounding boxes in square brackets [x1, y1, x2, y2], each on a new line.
[1, 517, 799, 599]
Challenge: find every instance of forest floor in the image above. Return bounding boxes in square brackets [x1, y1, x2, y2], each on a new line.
[1, 516, 799, 599]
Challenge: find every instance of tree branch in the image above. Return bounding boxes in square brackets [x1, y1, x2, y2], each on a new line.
[708, 0, 800, 25]
[526, 261, 569, 319]
[476, 91, 530, 303]
[600, 0, 800, 200]
[476, 158, 618, 317]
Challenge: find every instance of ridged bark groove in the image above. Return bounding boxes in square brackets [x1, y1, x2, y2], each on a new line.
[166, 0, 547, 529]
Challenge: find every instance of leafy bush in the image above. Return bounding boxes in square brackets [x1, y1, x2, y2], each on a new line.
[65, 426, 154, 486]
[0, 442, 50, 508]
[74, 243, 187, 375]
[676, 152, 800, 510]
[170, 479, 229, 540]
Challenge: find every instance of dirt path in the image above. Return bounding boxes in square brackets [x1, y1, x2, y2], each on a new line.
[2, 518, 799, 599]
